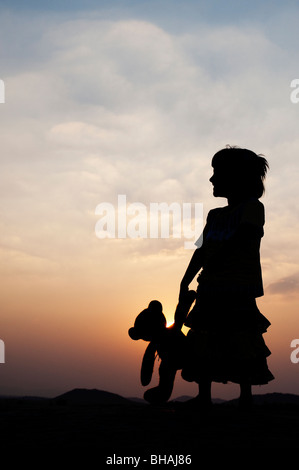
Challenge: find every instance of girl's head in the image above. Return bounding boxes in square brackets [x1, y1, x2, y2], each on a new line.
[210, 146, 269, 200]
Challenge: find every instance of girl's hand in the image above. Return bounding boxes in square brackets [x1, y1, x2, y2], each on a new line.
[179, 280, 189, 302]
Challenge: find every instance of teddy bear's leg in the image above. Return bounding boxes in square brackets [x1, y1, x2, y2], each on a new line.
[141, 342, 157, 386]
[143, 360, 177, 404]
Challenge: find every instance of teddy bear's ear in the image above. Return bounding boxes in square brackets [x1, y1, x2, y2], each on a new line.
[148, 300, 163, 312]
[128, 327, 140, 340]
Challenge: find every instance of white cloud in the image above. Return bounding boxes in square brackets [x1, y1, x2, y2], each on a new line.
[1, 4, 299, 398]
[0, 13, 299, 271]
[267, 273, 299, 296]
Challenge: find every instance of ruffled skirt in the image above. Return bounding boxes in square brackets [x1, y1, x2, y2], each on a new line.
[182, 290, 274, 385]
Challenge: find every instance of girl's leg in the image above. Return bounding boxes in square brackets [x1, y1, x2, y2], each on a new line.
[239, 382, 252, 409]
[184, 378, 212, 410]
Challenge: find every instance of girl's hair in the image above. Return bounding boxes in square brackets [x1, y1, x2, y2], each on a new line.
[212, 145, 269, 198]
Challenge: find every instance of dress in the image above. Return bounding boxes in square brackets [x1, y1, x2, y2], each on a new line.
[182, 198, 274, 385]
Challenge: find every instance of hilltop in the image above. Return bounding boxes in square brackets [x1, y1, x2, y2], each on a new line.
[54, 388, 131, 405]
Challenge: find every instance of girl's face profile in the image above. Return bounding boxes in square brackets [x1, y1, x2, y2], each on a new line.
[209, 165, 234, 198]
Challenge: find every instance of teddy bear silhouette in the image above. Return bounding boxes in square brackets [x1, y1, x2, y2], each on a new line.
[128, 290, 196, 404]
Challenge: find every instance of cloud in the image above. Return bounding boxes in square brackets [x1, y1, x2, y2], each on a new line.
[266, 273, 299, 296]
[1, 12, 299, 270]
[1, 3, 299, 398]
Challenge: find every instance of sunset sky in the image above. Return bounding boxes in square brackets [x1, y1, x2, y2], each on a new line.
[1, 0, 299, 401]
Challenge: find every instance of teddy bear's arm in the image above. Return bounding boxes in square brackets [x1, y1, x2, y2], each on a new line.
[140, 342, 157, 386]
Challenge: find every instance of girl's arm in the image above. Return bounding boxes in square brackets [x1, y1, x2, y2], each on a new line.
[179, 210, 212, 299]
[179, 247, 203, 300]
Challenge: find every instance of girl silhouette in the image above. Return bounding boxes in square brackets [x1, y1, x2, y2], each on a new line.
[179, 146, 274, 409]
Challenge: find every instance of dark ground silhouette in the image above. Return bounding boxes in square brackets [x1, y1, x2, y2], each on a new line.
[0, 389, 299, 464]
